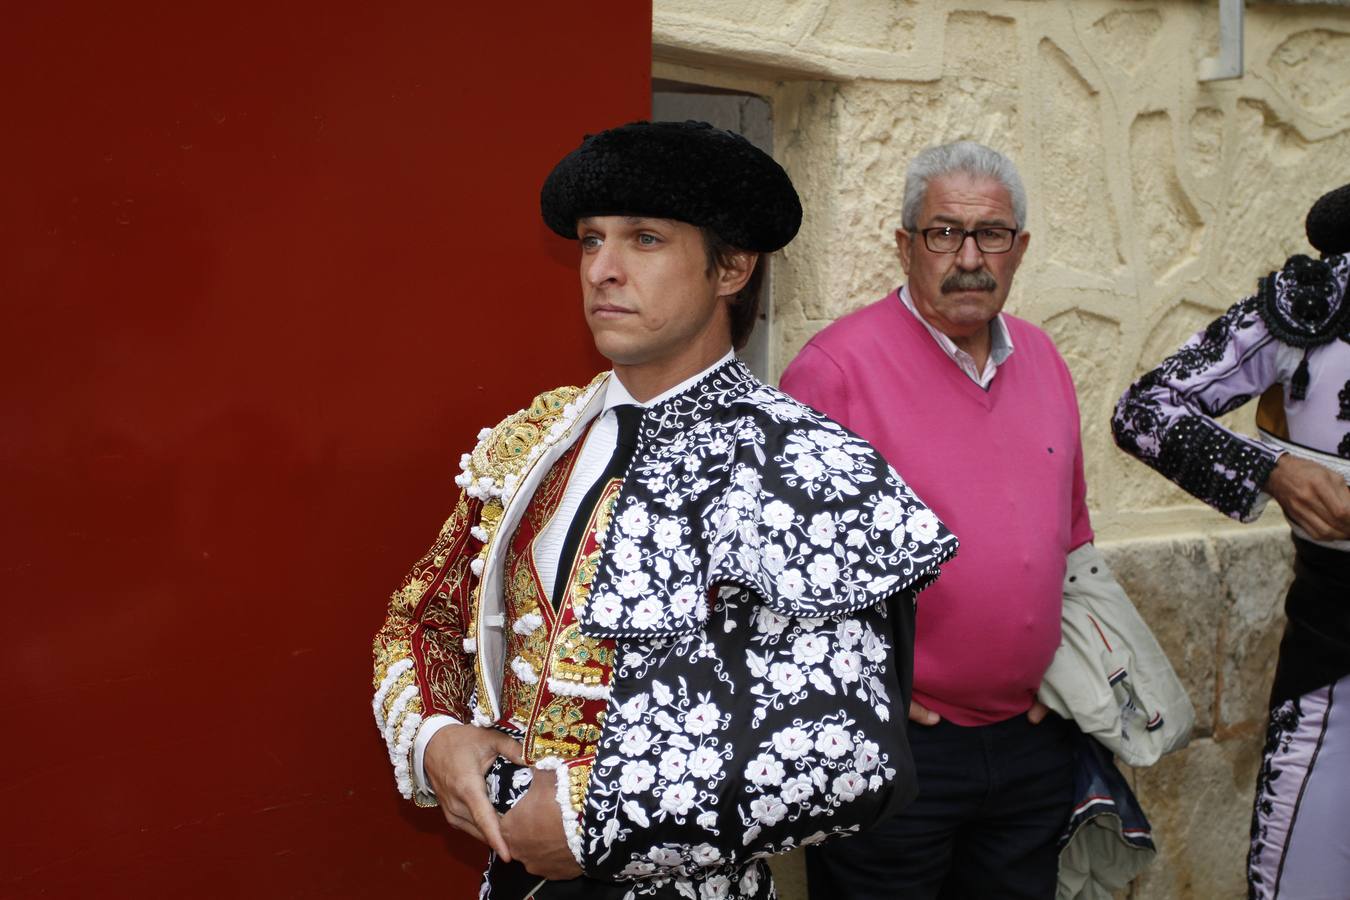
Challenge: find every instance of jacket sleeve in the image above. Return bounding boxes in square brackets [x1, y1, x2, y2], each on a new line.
[372, 492, 482, 805]
[571, 587, 917, 882]
[1110, 295, 1294, 521]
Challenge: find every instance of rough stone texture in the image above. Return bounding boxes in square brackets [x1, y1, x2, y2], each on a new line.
[1130, 111, 1204, 280]
[1212, 531, 1292, 735]
[653, 2, 1348, 896]
[1130, 736, 1262, 900]
[1268, 28, 1350, 113]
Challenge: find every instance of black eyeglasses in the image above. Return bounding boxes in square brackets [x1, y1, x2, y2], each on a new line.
[917, 226, 1018, 254]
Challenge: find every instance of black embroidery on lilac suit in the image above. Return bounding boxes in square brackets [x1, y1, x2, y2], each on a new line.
[1338, 379, 1350, 421]
[1112, 297, 1276, 520]
[1256, 253, 1350, 348]
[1248, 698, 1303, 899]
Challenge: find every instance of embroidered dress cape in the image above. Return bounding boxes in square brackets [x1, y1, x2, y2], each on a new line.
[373, 359, 957, 896]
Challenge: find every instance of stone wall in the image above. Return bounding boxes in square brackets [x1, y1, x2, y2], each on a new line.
[653, 2, 1349, 897]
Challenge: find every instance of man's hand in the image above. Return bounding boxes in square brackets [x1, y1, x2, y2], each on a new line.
[424, 724, 524, 861]
[501, 767, 584, 880]
[1265, 454, 1350, 541]
[1026, 700, 1049, 724]
[908, 700, 940, 725]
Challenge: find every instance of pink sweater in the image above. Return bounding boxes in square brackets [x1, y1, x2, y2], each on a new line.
[780, 290, 1093, 726]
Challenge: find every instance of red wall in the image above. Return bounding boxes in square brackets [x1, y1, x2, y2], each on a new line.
[0, 4, 650, 896]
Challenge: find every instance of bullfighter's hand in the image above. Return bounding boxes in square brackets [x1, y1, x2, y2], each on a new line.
[1266, 454, 1350, 541]
[424, 724, 525, 862]
[501, 767, 584, 880]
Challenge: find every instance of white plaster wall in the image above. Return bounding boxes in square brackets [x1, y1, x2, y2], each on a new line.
[653, 2, 1350, 898]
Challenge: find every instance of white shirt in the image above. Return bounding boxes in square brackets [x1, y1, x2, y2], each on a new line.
[413, 351, 737, 793]
[899, 284, 1014, 388]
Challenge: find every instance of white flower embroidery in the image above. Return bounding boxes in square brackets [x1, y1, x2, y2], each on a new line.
[761, 543, 786, 575]
[658, 748, 689, 782]
[791, 633, 829, 667]
[618, 692, 649, 722]
[807, 554, 840, 588]
[835, 618, 863, 649]
[831, 650, 863, 684]
[687, 747, 723, 779]
[647, 846, 681, 868]
[739, 867, 760, 896]
[815, 723, 853, 759]
[653, 518, 683, 550]
[871, 495, 905, 531]
[907, 508, 941, 543]
[660, 781, 696, 816]
[792, 453, 824, 483]
[782, 774, 814, 804]
[768, 661, 806, 694]
[669, 585, 700, 619]
[618, 571, 653, 600]
[772, 726, 813, 760]
[700, 874, 731, 899]
[619, 760, 657, 793]
[854, 739, 881, 771]
[684, 701, 721, 737]
[591, 593, 622, 628]
[611, 538, 642, 572]
[690, 844, 721, 866]
[744, 752, 785, 787]
[807, 512, 837, 547]
[831, 771, 869, 802]
[733, 466, 761, 493]
[761, 500, 795, 531]
[620, 725, 654, 757]
[822, 447, 855, 472]
[619, 503, 651, 538]
[777, 569, 805, 601]
[749, 795, 789, 827]
[631, 596, 663, 628]
[755, 606, 789, 636]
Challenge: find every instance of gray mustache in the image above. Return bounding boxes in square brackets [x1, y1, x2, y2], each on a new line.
[941, 270, 997, 293]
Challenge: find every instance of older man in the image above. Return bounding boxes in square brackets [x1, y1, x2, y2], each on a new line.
[780, 141, 1092, 898]
[372, 121, 957, 900]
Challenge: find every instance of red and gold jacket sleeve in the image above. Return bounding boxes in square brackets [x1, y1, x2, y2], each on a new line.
[372, 490, 481, 805]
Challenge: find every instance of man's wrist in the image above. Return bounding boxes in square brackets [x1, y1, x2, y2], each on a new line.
[413, 714, 462, 796]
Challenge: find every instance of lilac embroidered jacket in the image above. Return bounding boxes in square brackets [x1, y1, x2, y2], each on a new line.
[1112, 252, 1350, 521]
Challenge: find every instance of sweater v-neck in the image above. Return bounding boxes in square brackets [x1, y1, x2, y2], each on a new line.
[888, 291, 1003, 411]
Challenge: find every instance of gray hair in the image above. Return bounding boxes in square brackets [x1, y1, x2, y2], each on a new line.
[901, 141, 1027, 231]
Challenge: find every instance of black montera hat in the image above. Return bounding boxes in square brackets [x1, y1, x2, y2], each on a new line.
[1306, 182, 1350, 256]
[540, 120, 802, 253]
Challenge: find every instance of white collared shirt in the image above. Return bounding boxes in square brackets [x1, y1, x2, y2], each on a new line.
[899, 284, 1014, 388]
[413, 350, 736, 794]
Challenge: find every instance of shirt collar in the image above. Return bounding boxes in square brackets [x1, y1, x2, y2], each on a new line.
[601, 349, 737, 412]
[899, 284, 1014, 384]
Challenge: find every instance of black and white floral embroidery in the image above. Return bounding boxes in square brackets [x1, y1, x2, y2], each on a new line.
[582, 359, 957, 639]
[581, 586, 909, 888]
[563, 359, 945, 895]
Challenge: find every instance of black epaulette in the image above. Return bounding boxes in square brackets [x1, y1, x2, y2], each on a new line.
[1256, 252, 1350, 348]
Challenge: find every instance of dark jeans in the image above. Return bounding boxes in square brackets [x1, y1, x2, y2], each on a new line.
[807, 712, 1075, 900]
